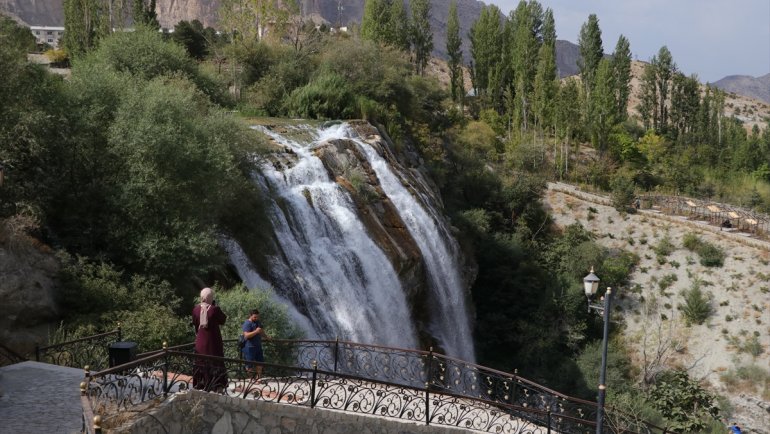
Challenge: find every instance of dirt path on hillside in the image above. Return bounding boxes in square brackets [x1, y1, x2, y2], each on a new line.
[543, 182, 770, 433]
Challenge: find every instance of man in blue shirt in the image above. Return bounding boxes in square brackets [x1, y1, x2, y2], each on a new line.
[242, 309, 269, 378]
[729, 422, 742, 434]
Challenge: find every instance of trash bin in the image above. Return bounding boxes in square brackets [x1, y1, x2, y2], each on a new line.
[109, 341, 138, 367]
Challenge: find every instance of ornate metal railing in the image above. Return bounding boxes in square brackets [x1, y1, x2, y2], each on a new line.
[0, 342, 27, 366]
[83, 350, 559, 433]
[35, 328, 122, 371]
[81, 339, 668, 434]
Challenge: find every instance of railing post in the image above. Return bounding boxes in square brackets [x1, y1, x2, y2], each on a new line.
[94, 415, 102, 434]
[547, 409, 551, 434]
[510, 369, 518, 404]
[310, 360, 318, 408]
[424, 381, 430, 426]
[162, 341, 169, 396]
[426, 347, 434, 388]
[333, 337, 339, 373]
[117, 322, 122, 342]
[35, 345, 40, 362]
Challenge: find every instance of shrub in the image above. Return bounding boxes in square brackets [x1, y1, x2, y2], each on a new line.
[679, 281, 712, 326]
[698, 243, 725, 267]
[284, 71, 355, 119]
[610, 175, 636, 212]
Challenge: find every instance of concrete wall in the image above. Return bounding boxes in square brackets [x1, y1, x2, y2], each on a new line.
[119, 390, 474, 434]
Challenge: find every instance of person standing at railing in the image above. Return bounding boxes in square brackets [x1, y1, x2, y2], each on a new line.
[192, 287, 228, 392]
[242, 309, 270, 379]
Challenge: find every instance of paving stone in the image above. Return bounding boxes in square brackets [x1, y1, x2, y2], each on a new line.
[0, 361, 84, 434]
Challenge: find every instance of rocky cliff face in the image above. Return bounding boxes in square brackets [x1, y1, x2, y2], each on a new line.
[0, 218, 61, 355]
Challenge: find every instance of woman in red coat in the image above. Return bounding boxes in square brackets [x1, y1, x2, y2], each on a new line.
[192, 287, 227, 391]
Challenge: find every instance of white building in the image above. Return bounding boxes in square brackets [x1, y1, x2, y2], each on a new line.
[29, 26, 65, 48]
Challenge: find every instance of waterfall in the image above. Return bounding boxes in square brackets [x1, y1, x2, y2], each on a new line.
[248, 125, 418, 349]
[340, 127, 475, 362]
[231, 123, 474, 361]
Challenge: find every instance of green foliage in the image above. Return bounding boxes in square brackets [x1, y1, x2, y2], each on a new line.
[446, 0, 463, 103]
[0, 16, 37, 52]
[575, 338, 633, 396]
[172, 20, 216, 60]
[285, 71, 355, 119]
[653, 236, 676, 263]
[648, 370, 720, 432]
[679, 281, 712, 326]
[63, 0, 109, 57]
[610, 174, 636, 212]
[56, 253, 189, 351]
[468, 5, 503, 103]
[133, 0, 159, 28]
[681, 233, 724, 267]
[578, 14, 603, 92]
[409, 0, 433, 75]
[214, 284, 303, 342]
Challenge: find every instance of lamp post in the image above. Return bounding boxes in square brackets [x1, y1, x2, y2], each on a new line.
[584, 267, 612, 434]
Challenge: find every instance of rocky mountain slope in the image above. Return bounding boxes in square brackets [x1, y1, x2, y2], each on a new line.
[714, 73, 770, 104]
[545, 183, 770, 434]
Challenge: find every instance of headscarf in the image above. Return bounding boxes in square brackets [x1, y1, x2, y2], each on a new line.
[199, 287, 214, 330]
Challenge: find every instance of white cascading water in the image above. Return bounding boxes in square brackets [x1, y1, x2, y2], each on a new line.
[337, 125, 475, 362]
[247, 125, 418, 349]
[231, 123, 474, 361]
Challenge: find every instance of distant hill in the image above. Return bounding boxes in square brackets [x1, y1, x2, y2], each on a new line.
[713, 73, 770, 104]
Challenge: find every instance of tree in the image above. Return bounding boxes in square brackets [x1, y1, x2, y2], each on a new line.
[469, 5, 503, 103]
[510, 0, 544, 134]
[446, 0, 463, 103]
[133, 0, 158, 29]
[172, 20, 209, 60]
[360, 0, 388, 43]
[578, 14, 603, 94]
[62, 0, 109, 57]
[590, 58, 616, 152]
[638, 59, 658, 131]
[410, 0, 433, 75]
[532, 7, 557, 133]
[610, 35, 632, 122]
[655, 46, 676, 133]
[648, 370, 720, 432]
[386, 0, 410, 51]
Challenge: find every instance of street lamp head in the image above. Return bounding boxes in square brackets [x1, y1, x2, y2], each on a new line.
[583, 266, 600, 298]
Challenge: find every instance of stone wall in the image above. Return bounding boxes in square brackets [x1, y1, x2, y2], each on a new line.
[119, 390, 474, 434]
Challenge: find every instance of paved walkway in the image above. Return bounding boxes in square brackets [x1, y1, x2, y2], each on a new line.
[0, 361, 84, 434]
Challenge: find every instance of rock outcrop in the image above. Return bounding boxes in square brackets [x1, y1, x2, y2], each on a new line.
[0, 218, 60, 355]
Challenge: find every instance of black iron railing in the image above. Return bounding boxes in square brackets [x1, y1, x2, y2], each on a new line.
[0, 342, 27, 366]
[35, 328, 122, 371]
[81, 339, 668, 434]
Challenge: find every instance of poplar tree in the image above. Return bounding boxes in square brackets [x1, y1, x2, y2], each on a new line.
[532, 7, 557, 132]
[578, 14, 603, 93]
[361, 0, 388, 43]
[133, 0, 159, 28]
[638, 59, 658, 131]
[510, 0, 544, 133]
[469, 5, 503, 102]
[63, 0, 109, 57]
[655, 46, 676, 134]
[446, 0, 463, 103]
[590, 58, 616, 152]
[410, 0, 433, 75]
[387, 0, 409, 51]
[610, 35, 632, 122]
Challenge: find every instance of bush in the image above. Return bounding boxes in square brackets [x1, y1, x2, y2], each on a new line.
[698, 243, 725, 267]
[610, 174, 636, 212]
[679, 281, 712, 326]
[681, 232, 725, 267]
[284, 71, 355, 119]
[653, 236, 676, 263]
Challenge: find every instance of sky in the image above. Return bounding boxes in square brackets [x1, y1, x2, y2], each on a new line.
[485, 0, 770, 83]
